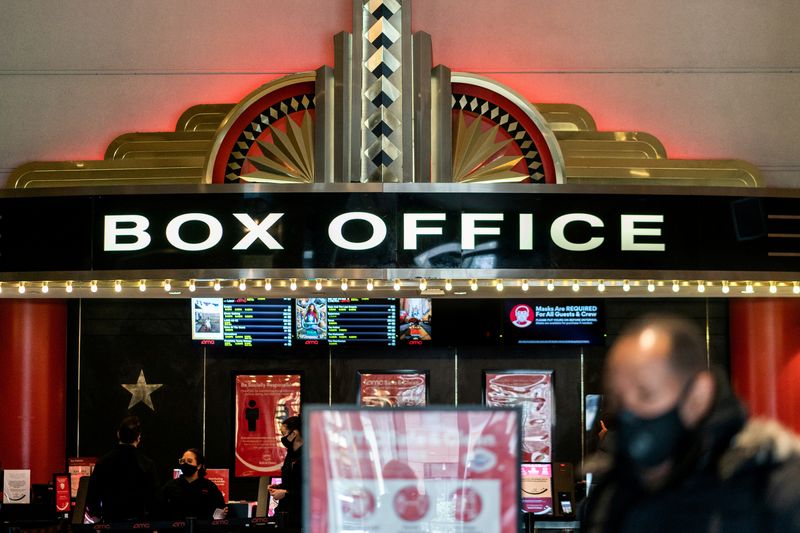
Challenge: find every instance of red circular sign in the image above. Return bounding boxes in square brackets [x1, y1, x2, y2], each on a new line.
[393, 486, 430, 522]
[509, 304, 534, 328]
[452, 487, 483, 522]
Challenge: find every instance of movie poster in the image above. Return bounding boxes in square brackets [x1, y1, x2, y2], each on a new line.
[484, 371, 554, 462]
[357, 372, 428, 407]
[307, 408, 520, 533]
[234, 374, 301, 477]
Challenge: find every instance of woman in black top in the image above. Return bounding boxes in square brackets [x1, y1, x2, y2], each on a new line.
[268, 416, 303, 527]
[160, 448, 226, 520]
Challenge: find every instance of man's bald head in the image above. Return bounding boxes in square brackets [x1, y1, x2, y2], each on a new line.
[615, 315, 707, 380]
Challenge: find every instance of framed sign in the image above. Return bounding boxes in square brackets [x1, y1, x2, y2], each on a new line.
[356, 370, 429, 407]
[483, 370, 554, 462]
[305, 406, 521, 533]
[233, 373, 301, 477]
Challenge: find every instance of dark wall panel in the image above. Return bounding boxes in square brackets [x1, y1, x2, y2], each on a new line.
[72, 297, 730, 500]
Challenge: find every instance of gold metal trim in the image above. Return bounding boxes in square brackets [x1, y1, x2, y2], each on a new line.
[176, 104, 235, 132]
[105, 132, 215, 160]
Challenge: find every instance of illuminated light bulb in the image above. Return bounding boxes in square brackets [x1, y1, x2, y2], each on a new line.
[770, 282, 777, 294]
[139, 280, 146, 292]
[393, 279, 401, 291]
[722, 281, 730, 294]
[470, 279, 479, 291]
[445, 279, 453, 292]
[189, 280, 196, 292]
[41, 281, 49, 294]
[494, 280, 503, 292]
[697, 281, 706, 293]
[597, 280, 606, 293]
[264, 279, 272, 291]
[0, 282, 3, 294]
[745, 282, 754, 294]
[213, 280, 221, 291]
[521, 279, 529, 291]
[66, 281, 73, 294]
[164, 280, 171, 292]
[114, 280, 122, 293]
[672, 281, 680, 293]
[647, 281, 655, 293]
[315, 279, 323, 291]
[341, 278, 348, 291]
[572, 280, 580, 292]
[547, 280, 555, 292]
[91, 281, 98, 293]
[366, 279, 374, 291]
[623, 280, 631, 293]
[290, 279, 297, 291]
[18, 282, 25, 294]
[419, 279, 427, 291]
[794, 282, 800, 295]
[239, 279, 247, 291]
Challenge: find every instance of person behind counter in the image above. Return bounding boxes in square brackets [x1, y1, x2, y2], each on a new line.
[86, 415, 160, 522]
[159, 448, 226, 520]
[268, 416, 303, 527]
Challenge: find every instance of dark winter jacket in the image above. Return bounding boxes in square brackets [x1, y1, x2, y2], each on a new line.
[581, 377, 800, 532]
[86, 444, 161, 522]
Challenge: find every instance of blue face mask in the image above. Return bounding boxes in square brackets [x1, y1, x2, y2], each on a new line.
[616, 376, 697, 469]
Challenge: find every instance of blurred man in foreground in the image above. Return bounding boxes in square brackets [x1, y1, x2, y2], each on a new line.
[582, 316, 800, 532]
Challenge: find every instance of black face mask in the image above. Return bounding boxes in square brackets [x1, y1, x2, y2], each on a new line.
[616, 377, 697, 469]
[281, 431, 295, 449]
[179, 463, 198, 477]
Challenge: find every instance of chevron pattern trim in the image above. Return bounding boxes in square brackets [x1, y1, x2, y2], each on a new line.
[359, 0, 405, 183]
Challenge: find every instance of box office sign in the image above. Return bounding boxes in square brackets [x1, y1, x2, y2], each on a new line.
[305, 407, 521, 533]
[1, 187, 799, 274]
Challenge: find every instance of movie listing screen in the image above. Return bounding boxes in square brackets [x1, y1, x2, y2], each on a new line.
[191, 298, 293, 347]
[327, 298, 397, 346]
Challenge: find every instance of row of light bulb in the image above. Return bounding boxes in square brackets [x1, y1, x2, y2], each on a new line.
[1, 279, 800, 295]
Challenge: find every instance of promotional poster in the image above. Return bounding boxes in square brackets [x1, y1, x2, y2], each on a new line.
[357, 372, 428, 407]
[307, 408, 520, 533]
[520, 463, 553, 515]
[484, 371, 554, 462]
[54, 475, 71, 513]
[2, 470, 31, 504]
[234, 374, 301, 477]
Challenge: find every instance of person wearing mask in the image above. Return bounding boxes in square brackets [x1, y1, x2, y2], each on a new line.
[581, 315, 800, 532]
[86, 415, 160, 522]
[159, 448, 226, 520]
[268, 416, 303, 527]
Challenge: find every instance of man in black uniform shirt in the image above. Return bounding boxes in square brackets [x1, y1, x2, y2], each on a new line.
[269, 416, 303, 527]
[159, 448, 226, 519]
[86, 415, 160, 522]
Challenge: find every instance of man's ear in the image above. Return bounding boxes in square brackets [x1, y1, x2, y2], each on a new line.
[680, 370, 715, 428]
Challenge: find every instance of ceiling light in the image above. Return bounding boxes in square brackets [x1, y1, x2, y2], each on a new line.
[66, 281, 73, 294]
[290, 279, 297, 291]
[213, 280, 221, 291]
[470, 279, 478, 291]
[341, 278, 348, 291]
[18, 282, 25, 294]
[623, 280, 630, 292]
[189, 280, 196, 292]
[91, 281, 98, 293]
[393, 279, 401, 291]
[597, 280, 605, 293]
[672, 281, 680, 293]
[547, 279, 554, 292]
[114, 280, 122, 293]
[521, 279, 529, 291]
[315, 279, 323, 291]
[164, 280, 172, 292]
[647, 281, 655, 293]
[41, 281, 49, 294]
[367, 279, 374, 291]
[264, 279, 272, 291]
[139, 280, 146, 292]
[496, 280, 504, 292]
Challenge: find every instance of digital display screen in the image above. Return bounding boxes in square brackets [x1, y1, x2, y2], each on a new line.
[504, 300, 604, 345]
[327, 298, 397, 346]
[268, 476, 282, 518]
[191, 298, 292, 347]
[296, 298, 328, 343]
[521, 463, 553, 515]
[397, 298, 432, 344]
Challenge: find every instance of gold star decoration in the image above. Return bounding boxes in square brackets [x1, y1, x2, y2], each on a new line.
[121, 370, 163, 411]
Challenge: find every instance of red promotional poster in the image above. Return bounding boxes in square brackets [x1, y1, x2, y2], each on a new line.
[357, 371, 428, 407]
[234, 374, 301, 477]
[484, 371, 553, 462]
[307, 407, 520, 533]
[67, 457, 96, 498]
[54, 475, 70, 512]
